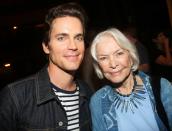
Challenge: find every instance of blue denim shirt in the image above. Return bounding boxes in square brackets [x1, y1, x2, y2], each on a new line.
[90, 71, 172, 131]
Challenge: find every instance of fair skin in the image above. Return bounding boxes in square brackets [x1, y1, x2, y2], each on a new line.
[96, 35, 140, 95]
[43, 16, 85, 91]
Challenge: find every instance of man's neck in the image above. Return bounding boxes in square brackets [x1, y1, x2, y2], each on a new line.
[47, 64, 76, 91]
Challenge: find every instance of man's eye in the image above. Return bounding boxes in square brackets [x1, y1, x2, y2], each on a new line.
[57, 36, 64, 41]
[76, 36, 84, 41]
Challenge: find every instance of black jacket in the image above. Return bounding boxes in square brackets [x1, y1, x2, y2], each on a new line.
[0, 66, 93, 131]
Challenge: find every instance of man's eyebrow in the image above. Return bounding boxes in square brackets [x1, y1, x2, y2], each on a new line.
[74, 33, 84, 37]
[55, 33, 68, 37]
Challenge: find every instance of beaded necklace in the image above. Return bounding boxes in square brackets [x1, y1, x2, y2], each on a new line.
[114, 75, 146, 113]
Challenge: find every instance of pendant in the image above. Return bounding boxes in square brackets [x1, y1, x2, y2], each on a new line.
[113, 75, 146, 113]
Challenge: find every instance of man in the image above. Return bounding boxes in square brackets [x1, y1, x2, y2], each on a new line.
[0, 3, 93, 131]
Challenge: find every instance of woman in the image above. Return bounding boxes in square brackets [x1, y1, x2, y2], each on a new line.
[89, 28, 172, 131]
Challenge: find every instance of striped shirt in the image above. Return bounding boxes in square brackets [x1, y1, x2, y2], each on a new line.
[51, 83, 80, 131]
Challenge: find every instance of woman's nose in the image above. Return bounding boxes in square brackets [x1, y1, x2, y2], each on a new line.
[109, 55, 117, 69]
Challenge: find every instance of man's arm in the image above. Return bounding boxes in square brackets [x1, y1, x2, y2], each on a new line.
[0, 86, 18, 130]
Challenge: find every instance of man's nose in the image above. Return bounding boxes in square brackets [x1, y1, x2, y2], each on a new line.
[68, 39, 77, 50]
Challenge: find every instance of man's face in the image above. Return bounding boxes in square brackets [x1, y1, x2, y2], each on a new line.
[43, 16, 85, 72]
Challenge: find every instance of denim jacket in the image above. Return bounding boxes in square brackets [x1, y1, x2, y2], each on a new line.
[0, 65, 93, 131]
[90, 71, 172, 131]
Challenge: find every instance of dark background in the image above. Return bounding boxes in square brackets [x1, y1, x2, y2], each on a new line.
[0, 0, 171, 87]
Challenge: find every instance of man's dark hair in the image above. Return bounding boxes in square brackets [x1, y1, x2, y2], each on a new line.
[43, 2, 87, 45]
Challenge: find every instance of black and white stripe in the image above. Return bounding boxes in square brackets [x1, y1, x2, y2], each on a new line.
[52, 84, 80, 131]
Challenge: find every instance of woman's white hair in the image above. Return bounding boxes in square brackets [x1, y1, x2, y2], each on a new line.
[90, 28, 140, 79]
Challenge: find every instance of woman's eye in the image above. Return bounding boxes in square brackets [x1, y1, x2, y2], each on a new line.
[115, 50, 126, 57]
[99, 57, 107, 61]
[117, 52, 124, 55]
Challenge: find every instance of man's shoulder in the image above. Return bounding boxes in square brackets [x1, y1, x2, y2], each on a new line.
[7, 66, 47, 90]
[0, 74, 37, 104]
[6, 73, 37, 92]
[76, 79, 94, 96]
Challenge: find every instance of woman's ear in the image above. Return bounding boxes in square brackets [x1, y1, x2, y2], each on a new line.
[42, 42, 50, 54]
[130, 57, 134, 70]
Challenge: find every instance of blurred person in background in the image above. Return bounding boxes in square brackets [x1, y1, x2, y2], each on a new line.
[121, 25, 150, 73]
[150, 29, 172, 82]
[78, 27, 107, 91]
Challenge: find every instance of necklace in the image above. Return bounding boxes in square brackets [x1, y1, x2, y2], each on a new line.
[114, 75, 146, 113]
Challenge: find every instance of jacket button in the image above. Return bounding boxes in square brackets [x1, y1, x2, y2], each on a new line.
[58, 121, 63, 126]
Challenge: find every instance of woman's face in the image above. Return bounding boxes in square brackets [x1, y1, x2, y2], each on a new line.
[96, 35, 133, 84]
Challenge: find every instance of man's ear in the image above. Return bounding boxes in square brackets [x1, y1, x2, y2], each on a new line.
[42, 42, 50, 54]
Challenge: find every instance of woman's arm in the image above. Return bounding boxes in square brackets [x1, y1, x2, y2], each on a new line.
[160, 78, 172, 130]
[89, 94, 106, 131]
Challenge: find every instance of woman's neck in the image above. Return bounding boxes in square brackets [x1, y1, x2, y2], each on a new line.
[115, 74, 143, 95]
[115, 73, 135, 95]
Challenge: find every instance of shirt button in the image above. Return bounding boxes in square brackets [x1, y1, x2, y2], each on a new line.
[58, 121, 63, 126]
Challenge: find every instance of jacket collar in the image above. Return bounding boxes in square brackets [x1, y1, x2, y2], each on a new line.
[76, 79, 92, 100]
[138, 71, 150, 84]
[35, 65, 91, 105]
[36, 65, 55, 105]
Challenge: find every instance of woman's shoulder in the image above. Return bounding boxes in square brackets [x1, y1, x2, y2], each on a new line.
[91, 85, 112, 100]
[90, 85, 113, 109]
[160, 78, 172, 95]
[161, 78, 172, 85]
